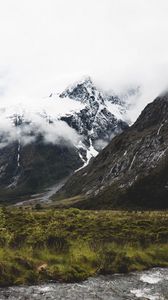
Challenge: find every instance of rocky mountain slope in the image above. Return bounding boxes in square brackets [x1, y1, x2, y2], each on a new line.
[54, 92, 168, 209]
[0, 77, 131, 203]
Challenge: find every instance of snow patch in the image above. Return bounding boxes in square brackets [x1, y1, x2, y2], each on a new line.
[75, 139, 98, 172]
[105, 102, 124, 120]
[157, 123, 164, 135]
[123, 150, 127, 156]
[129, 152, 137, 170]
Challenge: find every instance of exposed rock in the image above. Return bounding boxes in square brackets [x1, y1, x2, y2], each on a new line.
[55, 92, 168, 209]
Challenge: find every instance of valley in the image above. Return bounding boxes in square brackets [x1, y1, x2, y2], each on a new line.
[0, 81, 167, 294]
[0, 1, 168, 298]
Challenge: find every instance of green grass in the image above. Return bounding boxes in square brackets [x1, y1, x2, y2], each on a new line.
[0, 207, 167, 286]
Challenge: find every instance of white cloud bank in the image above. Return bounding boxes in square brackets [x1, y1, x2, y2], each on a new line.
[0, 0, 168, 125]
[0, 97, 83, 148]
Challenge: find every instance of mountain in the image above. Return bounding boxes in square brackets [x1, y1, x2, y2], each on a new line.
[54, 92, 168, 209]
[0, 77, 131, 203]
[59, 77, 129, 162]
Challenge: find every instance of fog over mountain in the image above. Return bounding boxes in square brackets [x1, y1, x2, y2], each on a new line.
[0, 0, 168, 124]
[0, 77, 130, 203]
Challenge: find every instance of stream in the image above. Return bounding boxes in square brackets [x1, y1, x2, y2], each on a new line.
[14, 177, 68, 206]
[0, 268, 167, 300]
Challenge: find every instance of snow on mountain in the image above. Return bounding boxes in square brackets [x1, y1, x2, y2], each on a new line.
[0, 76, 140, 203]
[0, 76, 133, 166]
[59, 77, 130, 164]
[105, 102, 125, 121]
[56, 92, 168, 210]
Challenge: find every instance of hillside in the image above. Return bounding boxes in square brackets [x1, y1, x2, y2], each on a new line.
[54, 93, 168, 209]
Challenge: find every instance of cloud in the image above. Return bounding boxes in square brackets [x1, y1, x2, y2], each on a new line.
[29, 117, 81, 146]
[0, 0, 168, 123]
[94, 139, 108, 151]
[0, 107, 81, 148]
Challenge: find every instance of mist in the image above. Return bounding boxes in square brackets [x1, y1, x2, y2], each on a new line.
[0, 107, 81, 148]
[0, 0, 168, 134]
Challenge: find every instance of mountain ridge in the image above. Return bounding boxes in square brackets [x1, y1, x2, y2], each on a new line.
[0, 77, 132, 203]
[54, 92, 168, 209]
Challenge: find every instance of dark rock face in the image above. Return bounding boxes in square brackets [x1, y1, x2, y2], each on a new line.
[60, 77, 128, 150]
[133, 93, 168, 131]
[61, 107, 128, 149]
[56, 93, 168, 209]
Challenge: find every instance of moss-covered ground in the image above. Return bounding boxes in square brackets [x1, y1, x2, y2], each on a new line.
[0, 207, 168, 286]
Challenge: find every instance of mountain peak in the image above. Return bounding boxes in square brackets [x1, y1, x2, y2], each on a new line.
[59, 76, 99, 104]
[78, 76, 93, 86]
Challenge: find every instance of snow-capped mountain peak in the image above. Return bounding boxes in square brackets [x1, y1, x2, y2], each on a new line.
[0, 76, 132, 166]
[59, 76, 105, 106]
[0, 76, 134, 202]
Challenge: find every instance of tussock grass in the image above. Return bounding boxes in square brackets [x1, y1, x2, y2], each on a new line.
[0, 207, 167, 285]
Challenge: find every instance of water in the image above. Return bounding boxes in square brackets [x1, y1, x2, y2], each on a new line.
[0, 268, 167, 300]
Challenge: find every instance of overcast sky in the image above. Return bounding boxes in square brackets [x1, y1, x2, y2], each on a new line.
[0, 0, 168, 111]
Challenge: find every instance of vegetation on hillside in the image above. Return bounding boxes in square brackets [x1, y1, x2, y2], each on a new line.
[0, 207, 168, 286]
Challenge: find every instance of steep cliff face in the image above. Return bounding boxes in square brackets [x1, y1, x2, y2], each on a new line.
[55, 93, 168, 209]
[60, 77, 129, 153]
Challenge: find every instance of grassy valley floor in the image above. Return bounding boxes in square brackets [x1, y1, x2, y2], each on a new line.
[0, 208, 168, 286]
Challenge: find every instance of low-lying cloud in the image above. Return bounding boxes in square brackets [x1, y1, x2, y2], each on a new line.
[0, 0, 168, 135]
[0, 110, 81, 149]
